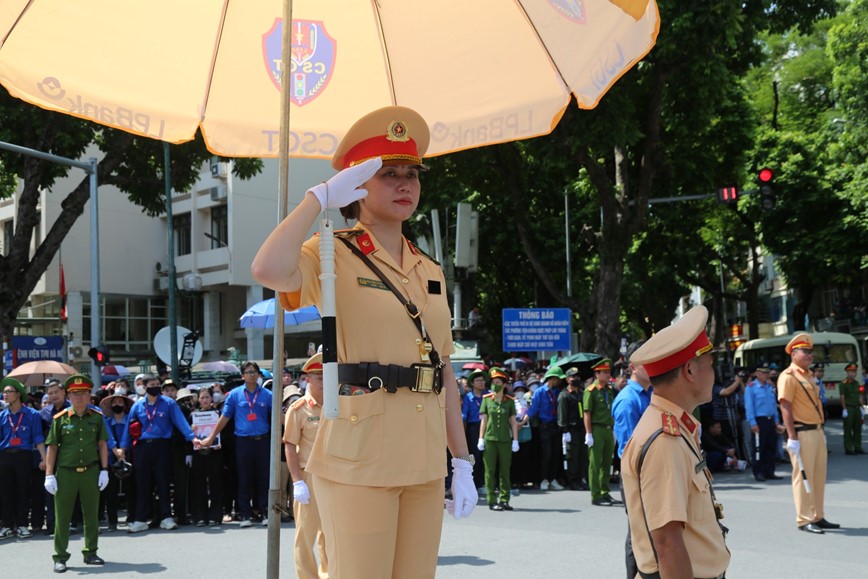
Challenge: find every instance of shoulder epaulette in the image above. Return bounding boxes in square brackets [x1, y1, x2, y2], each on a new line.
[54, 409, 71, 419]
[587, 384, 599, 391]
[407, 239, 441, 266]
[504, 394, 515, 401]
[289, 398, 306, 410]
[334, 228, 364, 239]
[661, 412, 681, 436]
[482, 392, 495, 399]
[89, 407, 104, 416]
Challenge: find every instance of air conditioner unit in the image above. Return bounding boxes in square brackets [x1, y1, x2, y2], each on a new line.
[210, 185, 227, 201]
[69, 346, 83, 359]
[155, 260, 167, 274]
[210, 157, 229, 179]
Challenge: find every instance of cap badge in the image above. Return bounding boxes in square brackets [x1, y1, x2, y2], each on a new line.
[386, 120, 410, 142]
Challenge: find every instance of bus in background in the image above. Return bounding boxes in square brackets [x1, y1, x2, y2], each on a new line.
[734, 332, 862, 411]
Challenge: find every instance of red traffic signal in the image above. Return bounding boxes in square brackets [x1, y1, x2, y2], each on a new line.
[757, 168, 776, 210]
[87, 345, 110, 366]
[758, 167, 774, 183]
[717, 185, 739, 204]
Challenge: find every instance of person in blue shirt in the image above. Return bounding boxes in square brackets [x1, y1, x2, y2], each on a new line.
[527, 366, 565, 490]
[197, 361, 273, 527]
[0, 377, 47, 539]
[99, 394, 134, 531]
[118, 374, 194, 533]
[811, 363, 827, 407]
[461, 369, 487, 490]
[744, 363, 784, 482]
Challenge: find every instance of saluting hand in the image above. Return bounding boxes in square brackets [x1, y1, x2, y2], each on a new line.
[308, 157, 382, 210]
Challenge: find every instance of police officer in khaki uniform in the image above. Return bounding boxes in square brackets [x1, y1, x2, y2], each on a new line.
[284, 353, 329, 579]
[43, 375, 110, 574]
[622, 306, 730, 579]
[252, 106, 476, 579]
[778, 333, 840, 534]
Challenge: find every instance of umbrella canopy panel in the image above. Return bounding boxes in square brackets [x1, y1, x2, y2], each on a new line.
[0, 0, 659, 158]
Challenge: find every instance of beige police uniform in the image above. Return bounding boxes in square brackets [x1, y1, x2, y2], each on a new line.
[622, 395, 730, 578]
[279, 225, 454, 579]
[778, 362, 827, 526]
[284, 393, 328, 579]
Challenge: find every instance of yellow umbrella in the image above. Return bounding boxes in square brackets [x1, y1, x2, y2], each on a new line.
[0, 0, 659, 159]
[7, 360, 77, 387]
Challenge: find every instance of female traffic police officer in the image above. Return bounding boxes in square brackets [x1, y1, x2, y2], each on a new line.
[477, 368, 519, 511]
[252, 105, 476, 579]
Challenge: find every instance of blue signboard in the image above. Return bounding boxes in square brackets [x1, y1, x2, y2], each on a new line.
[502, 308, 572, 351]
[7, 336, 65, 370]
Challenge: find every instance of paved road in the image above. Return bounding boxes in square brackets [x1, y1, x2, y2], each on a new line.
[8, 420, 868, 577]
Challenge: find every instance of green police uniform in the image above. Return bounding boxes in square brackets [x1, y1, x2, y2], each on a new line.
[583, 380, 616, 501]
[839, 377, 863, 453]
[46, 405, 109, 563]
[480, 393, 516, 506]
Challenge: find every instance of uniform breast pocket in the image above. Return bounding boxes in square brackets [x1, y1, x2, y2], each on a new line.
[326, 389, 386, 463]
[688, 472, 713, 524]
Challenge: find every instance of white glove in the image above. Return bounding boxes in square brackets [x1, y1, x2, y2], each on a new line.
[786, 438, 800, 456]
[446, 458, 478, 520]
[511, 440, 519, 453]
[585, 433, 594, 447]
[842, 409, 848, 418]
[477, 438, 485, 451]
[185, 455, 193, 468]
[44, 475, 58, 495]
[308, 157, 382, 210]
[562, 432, 572, 444]
[292, 480, 311, 505]
[98, 470, 109, 491]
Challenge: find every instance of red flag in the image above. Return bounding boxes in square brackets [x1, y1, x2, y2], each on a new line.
[59, 263, 67, 322]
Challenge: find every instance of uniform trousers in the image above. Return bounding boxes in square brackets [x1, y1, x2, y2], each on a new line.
[235, 436, 269, 519]
[133, 438, 172, 522]
[842, 407, 863, 452]
[790, 428, 827, 527]
[752, 416, 777, 478]
[53, 467, 99, 563]
[314, 476, 443, 579]
[190, 450, 224, 523]
[588, 425, 615, 500]
[483, 440, 512, 505]
[0, 449, 32, 529]
[293, 470, 328, 579]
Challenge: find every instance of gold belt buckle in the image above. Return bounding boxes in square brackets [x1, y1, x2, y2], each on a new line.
[412, 365, 435, 393]
[75, 467, 87, 473]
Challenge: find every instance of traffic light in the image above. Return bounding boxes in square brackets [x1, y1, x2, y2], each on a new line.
[717, 185, 739, 204]
[87, 344, 110, 366]
[758, 167, 775, 210]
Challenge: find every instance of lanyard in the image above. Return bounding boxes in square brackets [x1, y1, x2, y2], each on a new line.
[8, 411, 24, 435]
[546, 388, 556, 413]
[144, 400, 159, 432]
[245, 388, 260, 412]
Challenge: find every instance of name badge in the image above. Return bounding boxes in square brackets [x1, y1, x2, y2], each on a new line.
[10, 437, 22, 446]
[246, 413, 258, 422]
[358, 277, 388, 291]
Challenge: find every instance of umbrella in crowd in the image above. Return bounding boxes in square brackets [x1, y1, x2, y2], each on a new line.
[553, 352, 604, 380]
[503, 357, 533, 369]
[462, 362, 489, 371]
[240, 299, 321, 329]
[7, 360, 77, 387]
[101, 364, 131, 377]
[200, 360, 241, 374]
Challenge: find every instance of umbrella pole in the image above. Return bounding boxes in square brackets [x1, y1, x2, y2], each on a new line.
[266, 1, 294, 577]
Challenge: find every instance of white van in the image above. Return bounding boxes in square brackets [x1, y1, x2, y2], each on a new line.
[734, 332, 862, 408]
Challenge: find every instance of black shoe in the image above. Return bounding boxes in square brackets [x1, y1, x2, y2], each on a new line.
[815, 518, 840, 529]
[83, 554, 105, 565]
[799, 523, 824, 534]
[500, 502, 514, 511]
[755, 474, 767, 482]
[845, 450, 856, 455]
[592, 498, 613, 506]
[68, 525, 79, 534]
[767, 474, 783, 480]
[603, 494, 623, 505]
[489, 503, 504, 511]
[54, 562, 67, 573]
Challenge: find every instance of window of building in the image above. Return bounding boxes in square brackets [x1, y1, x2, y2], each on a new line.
[174, 213, 191, 256]
[1, 219, 12, 256]
[210, 205, 228, 249]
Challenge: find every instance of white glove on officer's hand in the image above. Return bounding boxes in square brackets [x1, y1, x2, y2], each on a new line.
[98, 470, 109, 491]
[185, 455, 193, 468]
[584, 433, 594, 447]
[477, 438, 485, 451]
[44, 475, 58, 495]
[563, 432, 572, 444]
[446, 458, 478, 520]
[292, 480, 311, 505]
[308, 157, 382, 210]
[512, 440, 519, 453]
[842, 409, 848, 418]
[786, 438, 800, 456]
